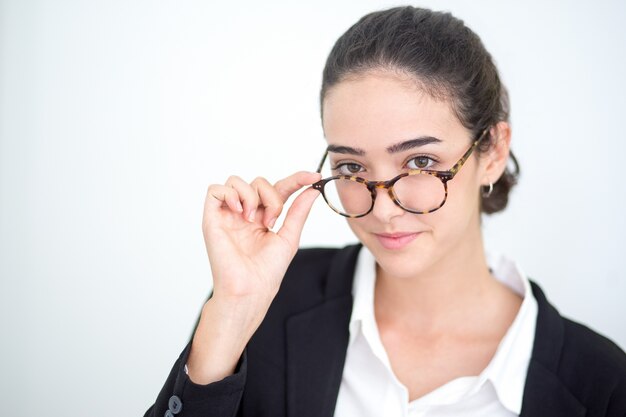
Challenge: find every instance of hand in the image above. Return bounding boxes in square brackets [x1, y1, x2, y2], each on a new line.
[187, 171, 321, 384]
[202, 171, 322, 306]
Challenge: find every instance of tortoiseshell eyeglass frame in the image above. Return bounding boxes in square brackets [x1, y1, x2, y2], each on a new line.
[311, 127, 490, 218]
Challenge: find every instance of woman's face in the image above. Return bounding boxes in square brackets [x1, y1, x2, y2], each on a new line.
[321, 71, 489, 280]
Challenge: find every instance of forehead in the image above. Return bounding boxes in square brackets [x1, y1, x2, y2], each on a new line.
[322, 72, 467, 150]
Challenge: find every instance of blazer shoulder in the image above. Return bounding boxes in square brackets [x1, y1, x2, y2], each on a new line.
[284, 246, 341, 289]
[562, 317, 626, 366]
[560, 316, 626, 379]
[531, 281, 626, 377]
[272, 244, 360, 312]
[526, 282, 626, 415]
[291, 246, 341, 268]
[559, 316, 626, 414]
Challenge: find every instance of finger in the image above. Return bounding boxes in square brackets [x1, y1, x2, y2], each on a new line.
[273, 171, 322, 203]
[251, 177, 284, 229]
[205, 184, 244, 214]
[277, 187, 320, 249]
[225, 175, 259, 222]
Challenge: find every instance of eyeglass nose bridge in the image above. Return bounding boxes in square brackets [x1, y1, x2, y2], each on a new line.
[363, 175, 402, 191]
[364, 178, 404, 209]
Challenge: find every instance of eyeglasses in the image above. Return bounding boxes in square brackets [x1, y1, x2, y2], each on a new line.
[312, 128, 489, 218]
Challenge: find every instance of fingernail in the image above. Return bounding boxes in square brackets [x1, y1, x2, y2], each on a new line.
[236, 201, 243, 212]
[248, 209, 256, 222]
[268, 217, 276, 229]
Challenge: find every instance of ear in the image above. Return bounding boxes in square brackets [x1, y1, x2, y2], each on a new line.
[480, 121, 511, 186]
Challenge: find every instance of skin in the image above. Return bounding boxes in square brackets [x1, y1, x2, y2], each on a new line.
[322, 69, 522, 400]
[187, 68, 521, 403]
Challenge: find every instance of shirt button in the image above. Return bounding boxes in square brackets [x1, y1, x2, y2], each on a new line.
[168, 395, 183, 414]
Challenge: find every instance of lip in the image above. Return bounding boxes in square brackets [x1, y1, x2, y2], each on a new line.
[374, 231, 421, 250]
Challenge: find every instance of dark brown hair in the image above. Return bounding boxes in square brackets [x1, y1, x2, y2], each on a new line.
[320, 6, 519, 214]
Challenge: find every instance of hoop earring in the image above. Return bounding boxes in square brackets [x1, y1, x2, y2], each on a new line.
[482, 182, 493, 198]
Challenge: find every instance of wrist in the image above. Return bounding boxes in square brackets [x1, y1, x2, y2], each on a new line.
[185, 295, 270, 385]
[205, 292, 273, 327]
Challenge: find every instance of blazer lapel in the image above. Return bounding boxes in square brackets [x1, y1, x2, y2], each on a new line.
[286, 295, 353, 417]
[521, 361, 586, 417]
[520, 282, 586, 417]
[285, 244, 361, 417]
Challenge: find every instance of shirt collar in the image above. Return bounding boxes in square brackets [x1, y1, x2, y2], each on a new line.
[347, 246, 538, 414]
[480, 252, 538, 414]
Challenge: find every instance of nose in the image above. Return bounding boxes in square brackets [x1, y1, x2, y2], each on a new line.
[370, 186, 405, 222]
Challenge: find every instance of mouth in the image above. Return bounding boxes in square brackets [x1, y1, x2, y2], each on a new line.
[373, 232, 421, 250]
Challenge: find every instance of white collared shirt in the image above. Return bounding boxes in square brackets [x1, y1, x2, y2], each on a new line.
[334, 246, 538, 417]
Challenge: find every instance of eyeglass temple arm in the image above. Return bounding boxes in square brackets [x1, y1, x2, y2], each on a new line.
[316, 149, 328, 173]
[448, 127, 490, 176]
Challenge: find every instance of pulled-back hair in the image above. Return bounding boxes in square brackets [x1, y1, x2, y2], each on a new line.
[320, 6, 519, 214]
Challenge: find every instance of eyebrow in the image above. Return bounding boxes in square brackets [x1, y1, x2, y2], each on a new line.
[386, 136, 442, 153]
[326, 144, 365, 155]
[327, 136, 442, 156]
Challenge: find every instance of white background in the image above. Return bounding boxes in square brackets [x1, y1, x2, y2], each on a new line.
[1, 1, 625, 416]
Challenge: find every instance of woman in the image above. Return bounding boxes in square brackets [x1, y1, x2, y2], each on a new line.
[146, 6, 626, 417]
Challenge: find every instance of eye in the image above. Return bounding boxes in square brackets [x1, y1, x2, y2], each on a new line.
[407, 155, 437, 170]
[331, 162, 364, 175]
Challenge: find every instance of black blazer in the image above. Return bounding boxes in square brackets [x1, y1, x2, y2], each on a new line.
[145, 244, 626, 417]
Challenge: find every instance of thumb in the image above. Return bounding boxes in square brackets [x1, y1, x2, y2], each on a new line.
[277, 187, 320, 249]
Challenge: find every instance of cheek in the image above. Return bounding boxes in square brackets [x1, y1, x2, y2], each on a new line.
[411, 171, 483, 239]
[345, 217, 369, 239]
[446, 185, 479, 215]
[445, 167, 482, 212]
